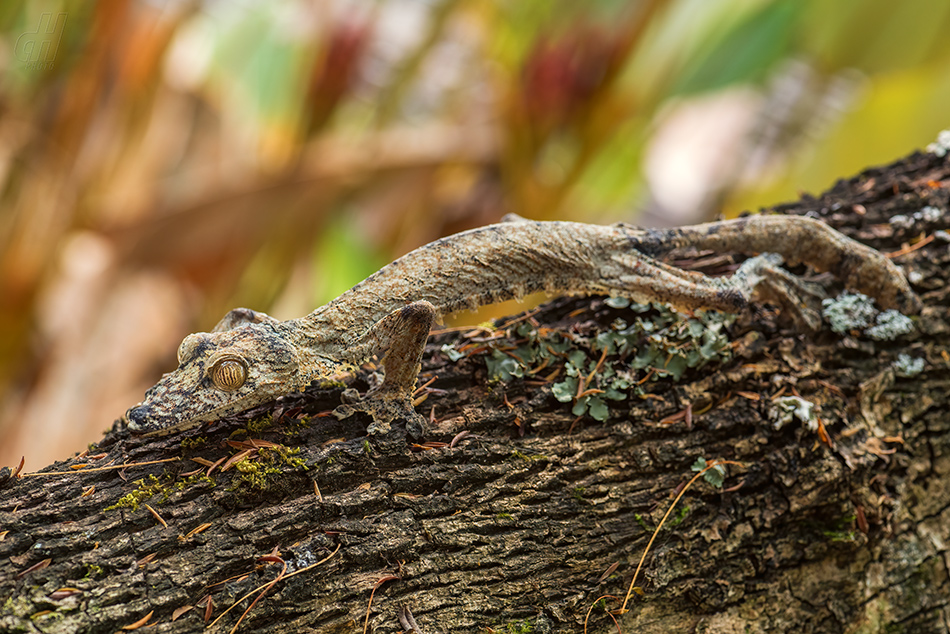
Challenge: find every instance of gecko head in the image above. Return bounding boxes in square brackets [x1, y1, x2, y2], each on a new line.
[122, 323, 319, 436]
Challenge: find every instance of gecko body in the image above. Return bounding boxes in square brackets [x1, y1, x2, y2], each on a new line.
[122, 215, 919, 437]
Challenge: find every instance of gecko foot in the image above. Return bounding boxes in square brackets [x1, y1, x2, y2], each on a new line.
[731, 253, 827, 331]
[332, 300, 436, 439]
[332, 388, 427, 439]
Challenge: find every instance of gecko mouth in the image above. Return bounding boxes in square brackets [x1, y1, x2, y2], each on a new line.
[122, 402, 213, 437]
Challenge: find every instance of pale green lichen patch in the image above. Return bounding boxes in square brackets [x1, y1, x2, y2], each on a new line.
[893, 353, 925, 378]
[770, 396, 818, 431]
[822, 292, 914, 340]
[822, 292, 877, 333]
[555, 301, 735, 420]
[927, 129, 950, 157]
[866, 310, 914, 340]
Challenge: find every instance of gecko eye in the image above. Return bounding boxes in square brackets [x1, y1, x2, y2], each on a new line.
[210, 356, 247, 391]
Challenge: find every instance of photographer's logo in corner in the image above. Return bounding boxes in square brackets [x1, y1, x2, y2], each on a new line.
[16, 13, 67, 71]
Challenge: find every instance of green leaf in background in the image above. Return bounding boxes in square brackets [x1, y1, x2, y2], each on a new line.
[311, 213, 386, 307]
[673, 0, 801, 95]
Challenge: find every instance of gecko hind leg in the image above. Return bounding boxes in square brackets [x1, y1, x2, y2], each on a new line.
[333, 301, 436, 438]
[610, 252, 827, 329]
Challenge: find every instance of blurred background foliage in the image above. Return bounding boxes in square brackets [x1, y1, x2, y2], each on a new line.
[1, 0, 948, 469]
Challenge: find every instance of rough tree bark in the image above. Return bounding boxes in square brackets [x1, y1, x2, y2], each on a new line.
[2, 149, 949, 634]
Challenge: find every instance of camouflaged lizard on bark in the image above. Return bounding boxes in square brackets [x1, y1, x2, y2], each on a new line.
[122, 215, 920, 438]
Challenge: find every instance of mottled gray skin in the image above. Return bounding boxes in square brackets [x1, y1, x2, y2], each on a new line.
[123, 215, 919, 437]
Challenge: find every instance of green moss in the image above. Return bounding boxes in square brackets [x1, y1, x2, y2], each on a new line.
[571, 486, 586, 502]
[819, 514, 858, 542]
[230, 456, 282, 490]
[244, 414, 275, 435]
[634, 513, 653, 533]
[268, 445, 307, 470]
[105, 474, 166, 512]
[177, 473, 216, 491]
[505, 619, 534, 633]
[282, 415, 313, 436]
[227, 445, 308, 492]
[511, 449, 547, 462]
[822, 529, 858, 543]
[669, 505, 690, 527]
[180, 436, 208, 449]
[105, 469, 215, 512]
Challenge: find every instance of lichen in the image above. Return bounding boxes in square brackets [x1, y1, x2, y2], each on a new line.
[691, 456, 726, 488]
[821, 292, 914, 341]
[892, 353, 925, 378]
[889, 205, 943, 229]
[889, 214, 914, 230]
[770, 396, 818, 431]
[926, 129, 950, 157]
[866, 310, 914, 340]
[918, 205, 943, 222]
[822, 292, 877, 333]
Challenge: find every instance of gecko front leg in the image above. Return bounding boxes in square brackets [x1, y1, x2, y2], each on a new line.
[332, 301, 436, 438]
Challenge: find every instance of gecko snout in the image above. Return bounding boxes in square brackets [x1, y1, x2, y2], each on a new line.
[122, 405, 149, 432]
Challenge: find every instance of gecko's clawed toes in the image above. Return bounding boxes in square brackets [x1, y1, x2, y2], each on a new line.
[332, 390, 427, 439]
[732, 252, 827, 331]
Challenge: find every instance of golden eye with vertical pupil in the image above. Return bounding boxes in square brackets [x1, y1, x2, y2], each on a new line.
[210, 357, 247, 391]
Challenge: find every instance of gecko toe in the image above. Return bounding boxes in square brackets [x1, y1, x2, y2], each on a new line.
[332, 389, 427, 439]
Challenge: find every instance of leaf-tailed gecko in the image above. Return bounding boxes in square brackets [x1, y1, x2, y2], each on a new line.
[122, 215, 919, 437]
